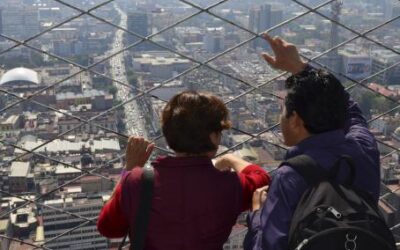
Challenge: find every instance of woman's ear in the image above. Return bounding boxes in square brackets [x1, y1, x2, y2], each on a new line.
[209, 131, 222, 146]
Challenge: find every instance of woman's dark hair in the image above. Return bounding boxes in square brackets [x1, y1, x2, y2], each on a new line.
[161, 91, 231, 154]
[284, 68, 349, 134]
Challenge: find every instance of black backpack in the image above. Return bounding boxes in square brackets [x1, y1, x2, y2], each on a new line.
[282, 154, 396, 250]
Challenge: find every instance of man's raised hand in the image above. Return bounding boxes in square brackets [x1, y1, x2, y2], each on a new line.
[261, 33, 307, 75]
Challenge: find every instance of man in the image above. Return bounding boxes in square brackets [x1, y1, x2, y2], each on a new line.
[244, 34, 380, 250]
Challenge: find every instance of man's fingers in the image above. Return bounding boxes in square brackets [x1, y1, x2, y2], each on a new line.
[255, 186, 269, 202]
[262, 33, 279, 50]
[275, 37, 285, 46]
[263, 33, 279, 46]
[255, 186, 269, 194]
[252, 185, 269, 211]
[261, 53, 276, 67]
[262, 33, 274, 43]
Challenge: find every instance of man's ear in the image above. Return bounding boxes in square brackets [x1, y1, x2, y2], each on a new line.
[291, 111, 305, 130]
[291, 111, 310, 136]
[288, 111, 298, 126]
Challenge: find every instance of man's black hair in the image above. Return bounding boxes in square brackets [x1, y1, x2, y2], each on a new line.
[284, 68, 349, 134]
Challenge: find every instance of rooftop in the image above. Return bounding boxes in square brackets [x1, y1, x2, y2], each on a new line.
[56, 89, 108, 100]
[371, 50, 400, 63]
[1, 115, 20, 125]
[135, 54, 191, 66]
[0, 219, 9, 232]
[10, 162, 30, 177]
[54, 165, 82, 175]
[15, 138, 121, 154]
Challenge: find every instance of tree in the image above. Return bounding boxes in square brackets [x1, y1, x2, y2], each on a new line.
[356, 88, 397, 118]
[109, 85, 118, 97]
[71, 54, 90, 67]
[126, 70, 138, 87]
[357, 90, 374, 118]
[373, 96, 396, 115]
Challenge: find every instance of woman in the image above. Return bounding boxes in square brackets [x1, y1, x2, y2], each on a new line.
[97, 91, 270, 250]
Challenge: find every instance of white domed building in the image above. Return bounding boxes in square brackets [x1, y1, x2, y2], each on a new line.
[0, 67, 41, 91]
[0, 68, 53, 113]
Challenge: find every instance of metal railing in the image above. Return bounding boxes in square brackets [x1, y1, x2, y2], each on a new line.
[0, 0, 399, 249]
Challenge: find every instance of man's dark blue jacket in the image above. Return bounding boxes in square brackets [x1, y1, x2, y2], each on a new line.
[244, 97, 380, 250]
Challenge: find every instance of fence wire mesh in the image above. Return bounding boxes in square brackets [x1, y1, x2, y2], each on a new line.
[0, 0, 399, 249]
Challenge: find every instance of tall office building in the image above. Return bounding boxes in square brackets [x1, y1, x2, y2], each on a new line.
[248, 8, 258, 33]
[371, 49, 400, 84]
[384, 0, 394, 19]
[270, 8, 283, 36]
[249, 4, 283, 49]
[258, 4, 272, 34]
[203, 27, 225, 53]
[392, 5, 400, 28]
[0, 8, 3, 41]
[248, 5, 269, 49]
[127, 11, 150, 50]
[2, 6, 39, 40]
[328, 0, 343, 74]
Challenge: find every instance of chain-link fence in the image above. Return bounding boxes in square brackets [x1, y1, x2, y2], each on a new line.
[0, 0, 399, 249]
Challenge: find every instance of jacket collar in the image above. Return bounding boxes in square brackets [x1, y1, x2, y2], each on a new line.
[285, 129, 345, 159]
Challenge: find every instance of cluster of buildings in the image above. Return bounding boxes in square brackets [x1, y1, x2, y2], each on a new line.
[0, 64, 125, 249]
[0, 67, 115, 137]
[0, 0, 117, 60]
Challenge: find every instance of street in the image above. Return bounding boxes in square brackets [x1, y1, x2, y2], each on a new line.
[109, 3, 149, 138]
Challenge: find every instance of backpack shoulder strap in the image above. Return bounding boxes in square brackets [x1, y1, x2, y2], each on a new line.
[131, 166, 154, 250]
[280, 154, 327, 185]
[119, 167, 155, 250]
